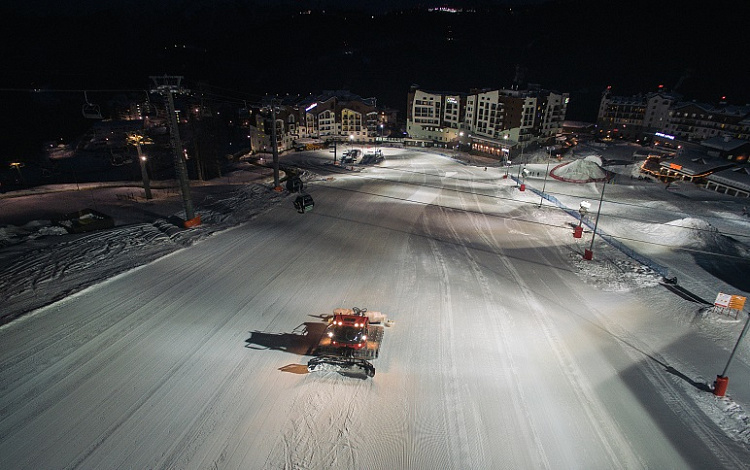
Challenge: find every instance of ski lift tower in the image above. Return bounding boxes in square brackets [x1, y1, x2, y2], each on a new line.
[150, 75, 199, 227]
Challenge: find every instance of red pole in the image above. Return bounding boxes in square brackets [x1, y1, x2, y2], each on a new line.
[714, 312, 750, 396]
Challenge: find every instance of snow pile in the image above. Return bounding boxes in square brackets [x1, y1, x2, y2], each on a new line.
[572, 251, 662, 291]
[693, 386, 750, 445]
[583, 154, 603, 166]
[0, 221, 68, 249]
[632, 217, 749, 255]
[550, 158, 607, 183]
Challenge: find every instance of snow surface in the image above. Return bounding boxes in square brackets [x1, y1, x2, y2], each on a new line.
[550, 157, 606, 182]
[1, 144, 749, 468]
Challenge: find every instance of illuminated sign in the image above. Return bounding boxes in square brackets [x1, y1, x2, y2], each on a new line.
[305, 103, 318, 112]
[446, 97, 458, 104]
[669, 163, 682, 170]
[655, 132, 675, 140]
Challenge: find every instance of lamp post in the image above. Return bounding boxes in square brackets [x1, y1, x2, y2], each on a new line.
[515, 140, 525, 187]
[503, 135, 510, 177]
[127, 132, 153, 200]
[270, 98, 281, 191]
[139, 156, 152, 199]
[538, 146, 552, 207]
[9, 162, 25, 185]
[584, 175, 608, 260]
[377, 123, 384, 154]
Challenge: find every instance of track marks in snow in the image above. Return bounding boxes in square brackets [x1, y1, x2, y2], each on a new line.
[426, 186, 550, 468]
[0, 222, 178, 324]
[264, 374, 373, 469]
[447, 173, 636, 467]
[423, 227, 474, 468]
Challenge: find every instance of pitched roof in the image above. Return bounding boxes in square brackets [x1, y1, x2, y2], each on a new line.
[702, 136, 750, 152]
[706, 164, 750, 192]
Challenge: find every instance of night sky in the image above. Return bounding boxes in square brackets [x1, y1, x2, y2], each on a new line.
[1, 0, 748, 161]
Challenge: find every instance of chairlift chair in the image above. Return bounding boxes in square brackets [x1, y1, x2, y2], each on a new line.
[82, 91, 103, 119]
[294, 194, 315, 214]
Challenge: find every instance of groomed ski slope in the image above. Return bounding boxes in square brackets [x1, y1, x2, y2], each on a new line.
[1, 148, 749, 469]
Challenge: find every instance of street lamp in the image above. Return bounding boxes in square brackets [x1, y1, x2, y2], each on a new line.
[126, 133, 153, 200]
[502, 135, 511, 176]
[538, 146, 552, 207]
[515, 140, 526, 187]
[584, 175, 608, 260]
[9, 162, 25, 185]
[139, 155, 152, 199]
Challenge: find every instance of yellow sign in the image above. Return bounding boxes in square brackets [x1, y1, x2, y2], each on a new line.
[729, 296, 746, 310]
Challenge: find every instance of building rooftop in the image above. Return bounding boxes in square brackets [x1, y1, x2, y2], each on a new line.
[702, 136, 750, 152]
[706, 165, 750, 193]
[659, 147, 735, 176]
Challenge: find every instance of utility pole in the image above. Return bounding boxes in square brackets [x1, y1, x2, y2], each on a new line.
[127, 132, 152, 200]
[269, 97, 281, 190]
[584, 173, 608, 260]
[516, 141, 525, 187]
[194, 84, 205, 181]
[539, 146, 551, 207]
[150, 75, 198, 226]
[715, 311, 750, 397]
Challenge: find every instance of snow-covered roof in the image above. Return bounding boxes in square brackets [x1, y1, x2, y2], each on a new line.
[659, 148, 735, 175]
[706, 164, 750, 192]
[701, 136, 750, 152]
[671, 101, 750, 118]
[671, 101, 715, 112]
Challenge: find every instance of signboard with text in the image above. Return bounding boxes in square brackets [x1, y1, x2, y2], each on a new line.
[714, 292, 746, 310]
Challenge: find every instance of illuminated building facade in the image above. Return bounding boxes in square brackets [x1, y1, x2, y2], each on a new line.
[407, 85, 568, 158]
[664, 102, 750, 142]
[405, 88, 463, 146]
[298, 91, 378, 142]
[596, 87, 678, 141]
